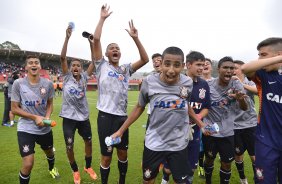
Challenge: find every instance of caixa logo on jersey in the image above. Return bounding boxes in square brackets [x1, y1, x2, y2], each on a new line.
[154, 99, 186, 109]
[108, 71, 127, 82]
[24, 99, 46, 107]
[68, 87, 85, 97]
[266, 93, 282, 104]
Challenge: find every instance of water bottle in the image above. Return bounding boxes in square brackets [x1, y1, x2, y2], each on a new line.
[105, 136, 121, 146]
[68, 22, 75, 31]
[204, 123, 219, 134]
[42, 119, 57, 127]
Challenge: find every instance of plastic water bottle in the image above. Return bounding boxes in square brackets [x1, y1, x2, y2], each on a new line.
[42, 119, 57, 127]
[68, 22, 75, 31]
[204, 123, 219, 134]
[105, 136, 121, 146]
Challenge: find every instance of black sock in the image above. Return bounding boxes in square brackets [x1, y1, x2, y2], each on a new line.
[85, 156, 92, 169]
[220, 167, 231, 184]
[118, 159, 128, 184]
[70, 161, 78, 172]
[204, 163, 214, 184]
[199, 151, 205, 167]
[100, 165, 110, 184]
[46, 155, 55, 171]
[162, 169, 170, 181]
[19, 171, 30, 184]
[235, 160, 245, 179]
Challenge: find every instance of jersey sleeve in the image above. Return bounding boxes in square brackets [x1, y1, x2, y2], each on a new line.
[11, 79, 21, 102]
[138, 78, 149, 107]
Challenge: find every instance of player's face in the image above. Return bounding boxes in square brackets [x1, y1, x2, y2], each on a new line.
[152, 56, 162, 72]
[233, 63, 243, 77]
[218, 61, 235, 84]
[203, 60, 212, 75]
[187, 60, 205, 77]
[258, 46, 281, 72]
[160, 54, 184, 85]
[105, 43, 121, 64]
[25, 58, 41, 76]
[70, 60, 82, 78]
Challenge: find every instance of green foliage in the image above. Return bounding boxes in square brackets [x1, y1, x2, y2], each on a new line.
[0, 41, 21, 50]
[0, 92, 258, 183]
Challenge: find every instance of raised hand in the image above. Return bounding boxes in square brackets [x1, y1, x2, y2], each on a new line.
[101, 4, 112, 20]
[66, 26, 72, 39]
[125, 20, 138, 39]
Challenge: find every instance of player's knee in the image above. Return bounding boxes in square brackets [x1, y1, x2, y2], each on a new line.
[221, 162, 231, 170]
[101, 156, 112, 167]
[66, 145, 74, 152]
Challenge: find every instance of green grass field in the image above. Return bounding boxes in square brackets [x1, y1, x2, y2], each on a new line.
[0, 91, 257, 184]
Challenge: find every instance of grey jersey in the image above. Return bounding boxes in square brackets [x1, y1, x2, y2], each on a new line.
[60, 71, 89, 121]
[95, 58, 134, 116]
[139, 73, 193, 151]
[11, 77, 54, 135]
[234, 77, 257, 129]
[206, 78, 245, 137]
[7, 77, 14, 98]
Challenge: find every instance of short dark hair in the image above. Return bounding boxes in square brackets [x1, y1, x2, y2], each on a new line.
[162, 47, 184, 62]
[205, 58, 212, 64]
[218, 56, 233, 68]
[151, 53, 162, 60]
[25, 55, 40, 65]
[257, 37, 282, 51]
[233, 60, 245, 65]
[186, 51, 205, 64]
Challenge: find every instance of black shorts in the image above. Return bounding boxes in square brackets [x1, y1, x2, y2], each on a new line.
[63, 118, 92, 147]
[97, 111, 128, 156]
[18, 131, 53, 157]
[234, 126, 256, 156]
[203, 135, 234, 163]
[142, 146, 191, 183]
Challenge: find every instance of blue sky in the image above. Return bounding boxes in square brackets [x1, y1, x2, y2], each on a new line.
[0, 0, 281, 72]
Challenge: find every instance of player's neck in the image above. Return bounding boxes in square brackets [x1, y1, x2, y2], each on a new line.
[27, 74, 40, 85]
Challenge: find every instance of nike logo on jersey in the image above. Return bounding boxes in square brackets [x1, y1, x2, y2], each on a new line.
[182, 176, 187, 180]
[268, 81, 277, 84]
[228, 157, 233, 160]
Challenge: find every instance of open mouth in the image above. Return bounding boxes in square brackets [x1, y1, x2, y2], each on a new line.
[224, 75, 232, 80]
[113, 53, 119, 59]
[31, 68, 37, 72]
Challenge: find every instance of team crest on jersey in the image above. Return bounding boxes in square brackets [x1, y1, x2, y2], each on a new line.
[107, 146, 113, 152]
[179, 86, 189, 99]
[256, 168, 264, 180]
[40, 87, 47, 96]
[117, 65, 127, 74]
[144, 169, 152, 178]
[199, 88, 206, 99]
[23, 145, 29, 153]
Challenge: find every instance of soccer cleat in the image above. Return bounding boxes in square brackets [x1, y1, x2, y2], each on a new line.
[161, 178, 169, 184]
[198, 166, 205, 179]
[84, 167, 98, 180]
[240, 178, 249, 184]
[73, 171, 81, 184]
[49, 167, 60, 179]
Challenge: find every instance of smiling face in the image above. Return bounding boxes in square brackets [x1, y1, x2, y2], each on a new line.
[70, 60, 82, 79]
[203, 60, 212, 75]
[160, 54, 184, 85]
[25, 57, 41, 77]
[152, 56, 162, 72]
[218, 61, 235, 85]
[105, 43, 121, 65]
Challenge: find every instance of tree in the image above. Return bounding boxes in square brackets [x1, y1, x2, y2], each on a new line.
[0, 41, 21, 50]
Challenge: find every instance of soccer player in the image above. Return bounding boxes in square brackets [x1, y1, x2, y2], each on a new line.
[60, 25, 97, 184]
[151, 53, 162, 73]
[202, 58, 213, 81]
[203, 56, 248, 184]
[92, 4, 149, 184]
[241, 37, 282, 184]
[161, 51, 211, 184]
[111, 46, 210, 184]
[232, 60, 258, 184]
[11, 55, 60, 184]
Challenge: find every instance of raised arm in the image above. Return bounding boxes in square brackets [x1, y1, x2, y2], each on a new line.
[126, 20, 149, 71]
[93, 4, 112, 61]
[241, 55, 282, 78]
[60, 26, 72, 75]
[87, 34, 96, 76]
